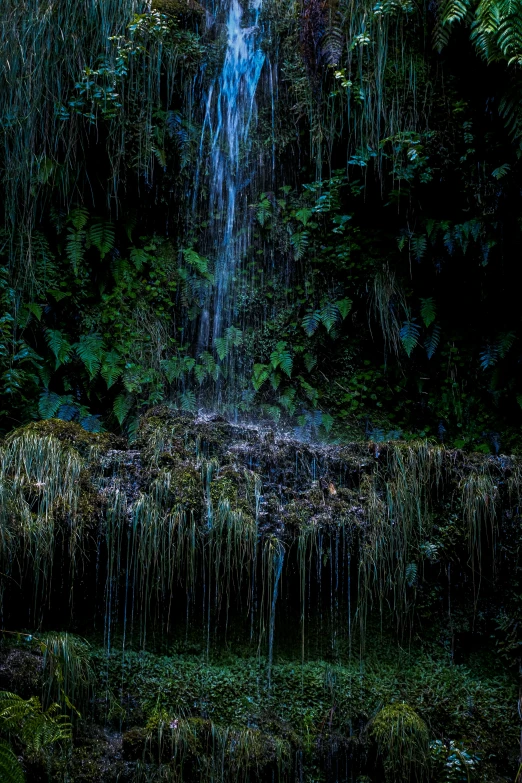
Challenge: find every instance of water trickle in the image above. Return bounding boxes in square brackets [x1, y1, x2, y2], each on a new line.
[196, 0, 266, 382]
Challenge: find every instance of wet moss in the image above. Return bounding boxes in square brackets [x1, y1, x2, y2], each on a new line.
[152, 0, 205, 18]
[6, 419, 123, 459]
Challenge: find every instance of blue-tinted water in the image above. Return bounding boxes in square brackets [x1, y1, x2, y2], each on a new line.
[198, 0, 265, 355]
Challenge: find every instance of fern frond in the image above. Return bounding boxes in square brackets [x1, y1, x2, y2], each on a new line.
[302, 311, 321, 336]
[38, 391, 62, 419]
[336, 298, 353, 319]
[0, 740, 24, 783]
[480, 344, 499, 368]
[320, 24, 344, 66]
[400, 318, 421, 356]
[100, 351, 124, 389]
[113, 394, 133, 425]
[75, 333, 105, 378]
[425, 324, 441, 359]
[270, 342, 293, 377]
[46, 329, 73, 368]
[420, 297, 436, 327]
[67, 207, 89, 231]
[290, 231, 309, 260]
[87, 220, 115, 259]
[252, 363, 270, 391]
[65, 229, 85, 275]
[256, 197, 272, 227]
[319, 302, 340, 332]
[180, 390, 196, 412]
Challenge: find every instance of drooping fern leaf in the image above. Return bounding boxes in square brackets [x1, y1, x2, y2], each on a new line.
[336, 298, 353, 319]
[400, 318, 421, 357]
[100, 351, 124, 389]
[498, 330, 516, 357]
[67, 207, 89, 231]
[270, 342, 293, 377]
[295, 208, 313, 226]
[405, 562, 418, 587]
[86, 220, 115, 259]
[38, 391, 62, 419]
[420, 297, 436, 327]
[319, 302, 340, 332]
[180, 390, 197, 412]
[113, 394, 133, 425]
[256, 197, 272, 227]
[0, 740, 24, 783]
[290, 231, 309, 261]
[75, 333, 105, 379]
[65, 229, 85, 275]
[214, 337, 229, 361]
[479, 344, 499, 369]
[302, 311, 321, 336]
[253, 363, 270, 391]
[425, 324, 441, 359]
[46, 329, 72, 368]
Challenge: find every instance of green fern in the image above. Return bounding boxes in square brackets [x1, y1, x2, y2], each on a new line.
[302, 311, 321, 336]
[0, 740, 24, 783]
[180, 390, 196, 412]
[130, 246, 149, 271]
[498, 330, 516, 357]
[214, 337, 229, 361]
[420, 297, 436, 327]
[425, 324, 441, 359]
[113, 394, 133, 425]
[336, 298, 353, 319]
[480, 344, 499, 368]
[304, 352, 317, 372]
[270, 342, 293, 377]
[319, 302, 340, 333]
[67, 207, 89, 230]
[253, 363, 270, 391]
[65, 228, 85, 275]
[400, 319, 421, 356]
[295, 208, 313, 226]
[100, 351, 124, 389]
[256, 197, 272, 227]
[46, 329, 72, 368]
[87, 220, 115, 259]
[75, 333, 105, 378]
[38, 391, 62, 419]
[0, 692, 71, 755]
[290, 231, 309, 261]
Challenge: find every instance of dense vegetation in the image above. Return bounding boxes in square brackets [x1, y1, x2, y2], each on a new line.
[2, 0, 522, 780]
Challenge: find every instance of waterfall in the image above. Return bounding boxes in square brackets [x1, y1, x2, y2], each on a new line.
[196, 0, 265, 377]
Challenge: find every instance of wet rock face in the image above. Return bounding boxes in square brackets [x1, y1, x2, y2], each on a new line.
[0, 649, 42, 698]
[1, 405, 522, 646]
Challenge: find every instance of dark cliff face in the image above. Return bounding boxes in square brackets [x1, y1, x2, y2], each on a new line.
[0, 407, 520, 780]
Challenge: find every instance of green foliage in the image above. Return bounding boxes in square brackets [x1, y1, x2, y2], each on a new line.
[430, 739, 478, 782]
[420, 297, 436, 328]
[400, 319, 421, 357]
[0, 741, 24, 783]
[290, 231, 309, 260]
[371, 703, 429, 780]
[87, 220, 115, 259]
[0, 691, 71, 754]
[270, 342, 293, 377]
[41, 633, 93, 715]
[76, 333, 105, 378]
[113, 394, 133, 425]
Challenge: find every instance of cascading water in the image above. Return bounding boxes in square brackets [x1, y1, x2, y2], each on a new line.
[196, 0, 266, 397]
